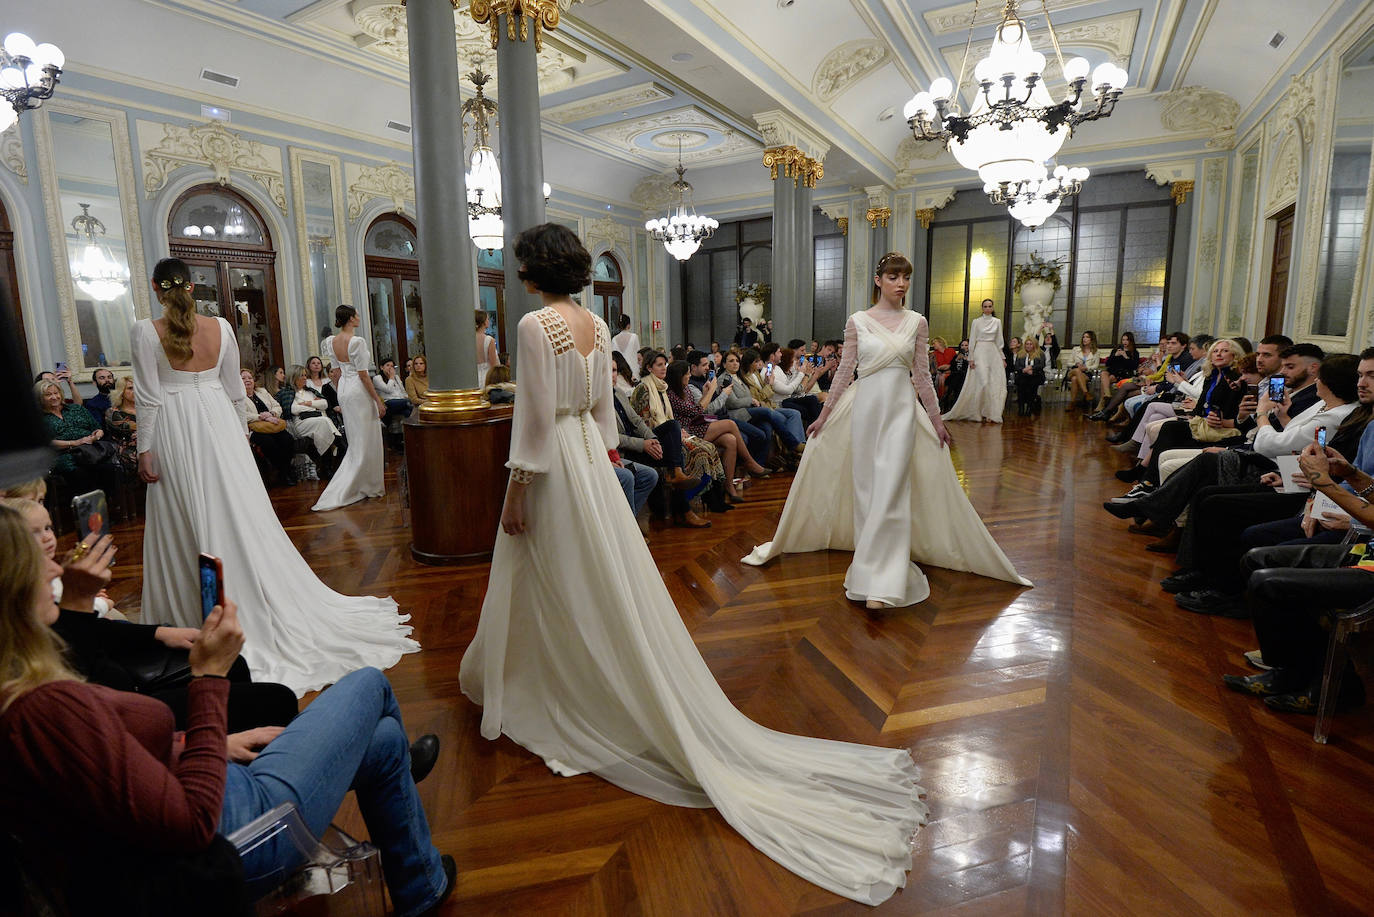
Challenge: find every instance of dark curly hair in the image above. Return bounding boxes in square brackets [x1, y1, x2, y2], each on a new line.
[513, 223, 592, 295]
[334, 304, 357, 329]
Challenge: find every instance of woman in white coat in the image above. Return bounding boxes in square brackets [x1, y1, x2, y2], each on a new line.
[944, 299, 1007, 424]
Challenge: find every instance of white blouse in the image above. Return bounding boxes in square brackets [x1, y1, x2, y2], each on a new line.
[374, 374, 407, 401]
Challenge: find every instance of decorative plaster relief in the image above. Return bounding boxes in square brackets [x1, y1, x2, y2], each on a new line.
[585, 215, 632, 253]
[1144, 160, 1196, 186]
[584, 106, 761, 167]
[818, 202, 850, 223]
[915, 187, 957, 211]
[1198, 230, 1218, 269]
[1204, 158, 1225, 185]
[139, 120, 287, 213]
[1272, 72, 1317, 145]
[1266, 128, 1301, 213]
[0, 130, 25, 183]
[864, 185, 891, 210]
[924, 0, 1094, 34]
[544, 83, 673, 124]
[630, 172, 679, 216]
[812, 39, 889, 102]
[753, 110, 831, 162]
[345, 161, 414, 221]
[1158, 86, 1240, 150]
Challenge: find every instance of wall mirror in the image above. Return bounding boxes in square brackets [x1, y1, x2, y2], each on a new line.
[34, 102, 149, 374]
[289, 149, 350, 357]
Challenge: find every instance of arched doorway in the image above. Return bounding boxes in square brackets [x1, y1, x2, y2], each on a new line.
[168, 185, 283, 376]
[475, 246, 507, 362]
[593, 252, 624, 327]
[0, 196, 24, 366]
[364, 214, 422, 369]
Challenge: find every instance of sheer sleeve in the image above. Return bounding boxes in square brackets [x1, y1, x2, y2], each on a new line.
[132, 321, 162, 454]
[215, 320, 248, 433]
[506, 312, 556, 476]
[910, 314, 942, 420]
[591, 320, 617, 451]
[817, 314, 860, 422]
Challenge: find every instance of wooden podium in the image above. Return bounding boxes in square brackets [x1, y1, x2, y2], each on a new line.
[404, 390, 513, 564]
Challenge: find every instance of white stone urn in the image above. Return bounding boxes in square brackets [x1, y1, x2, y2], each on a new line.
[738, 297, 764, 326]
[1018, 279, 1055, 343]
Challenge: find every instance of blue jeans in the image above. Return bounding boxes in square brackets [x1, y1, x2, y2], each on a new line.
[747, 405, 805, 448]
[218, 668, 446, 917]
[384, 398, 413, 419]
[615, 461, 659, 515]
[1124, 392, 1154, 417]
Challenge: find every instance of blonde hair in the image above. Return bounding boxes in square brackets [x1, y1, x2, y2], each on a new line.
[288, 364, 308, 389]
[1201, 338, 1244, 379]
[0, 505, 79, 714]
[1024, 338, 1042, 358]
[1, 479, 47, 502]
[152, 258, 199, 365]
[33, 380, 61, 408]
[115, 375, 136, 410]
[931, 336, 948, 350]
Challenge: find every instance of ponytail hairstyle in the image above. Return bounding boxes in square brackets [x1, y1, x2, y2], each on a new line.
[152, 258, 197, 364]
[871, 252, 913, 304]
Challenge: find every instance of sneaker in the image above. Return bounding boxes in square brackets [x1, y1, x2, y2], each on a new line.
[1221, 671, 1289, 697]
[1243, 649, 1272, 671]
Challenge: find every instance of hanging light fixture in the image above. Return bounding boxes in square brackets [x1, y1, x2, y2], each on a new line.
[645, 138, 718, 261]
[69, 202, 130, 302]
[988, 162, 1089, 228]
[903, 0, 1126, 194]
[0, 31, 64, 134]
[462, 67, 552, 253]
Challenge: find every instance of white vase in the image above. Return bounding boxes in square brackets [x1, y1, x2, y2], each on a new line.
[1018, 279, 1055, 343]
[738, 297, 764, 325]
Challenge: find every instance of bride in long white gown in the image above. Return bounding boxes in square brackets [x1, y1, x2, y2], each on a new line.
[743, 255, 1029, 607]
[134, 259, 418, 695]
[944, 299, 1007, 423]
[460, 226, 927, 906]
[314, 305, 386, 511]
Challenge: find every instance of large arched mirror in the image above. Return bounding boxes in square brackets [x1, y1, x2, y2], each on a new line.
[592, 252, 624, 327]
[364, 214, 421, 369]
[168, 185, 283, 377]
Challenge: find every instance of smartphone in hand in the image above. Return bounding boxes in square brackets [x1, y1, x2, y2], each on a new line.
[198, 553, 225, 621]
[71, 490, 109, 543]
[1317, 427, 1328, 449]
[1267, 377, 1285, 401]
[55, 361, 68, 374]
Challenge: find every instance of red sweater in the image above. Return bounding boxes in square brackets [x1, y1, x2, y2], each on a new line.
[0, 678, 229, 891]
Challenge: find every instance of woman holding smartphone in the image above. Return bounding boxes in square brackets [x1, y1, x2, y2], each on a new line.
[132, 259, 418, 694]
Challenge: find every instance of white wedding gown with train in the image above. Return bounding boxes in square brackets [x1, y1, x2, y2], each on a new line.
[944, 314, 1007, 423]
[743, 308, 1029, 605]
[313, 333, 384, 511]
[460, 306, 928, 905]
[133, 318, 418, 695]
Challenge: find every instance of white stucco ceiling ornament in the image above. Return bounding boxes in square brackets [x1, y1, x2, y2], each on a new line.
[584, 214, 631, 252]
[1266, 128, 1302, 212]
[924, 0, 1092, 34]
[0, 130, 25, 183]
[812, 39, 890, 103]
[544, 82, 673, 125]
[753, 110, 831, 162]
[585, 107, 761, 166]
[346, 161, 415, 221]
[140, 120, 286, 213]
[1271, 72, 1317, 145]
[630, 172, 681, 216]
[1158, 86, 1240, 150]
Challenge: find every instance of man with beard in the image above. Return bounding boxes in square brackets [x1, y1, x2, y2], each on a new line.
[85, 367, 117, 425]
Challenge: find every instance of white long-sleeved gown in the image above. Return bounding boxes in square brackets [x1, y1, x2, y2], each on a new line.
[944, 314, 1007, 423]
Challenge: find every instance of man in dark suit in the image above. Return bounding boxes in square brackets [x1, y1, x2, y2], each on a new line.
[734, 318, 759, 349]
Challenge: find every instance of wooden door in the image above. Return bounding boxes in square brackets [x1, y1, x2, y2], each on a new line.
[1265, 205, 1295, 337]
[0, 198, 24, 369]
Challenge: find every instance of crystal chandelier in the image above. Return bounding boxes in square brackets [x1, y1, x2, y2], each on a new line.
[903, 0, 1126, 192]
[461, 67, 551, 252]
[645, 140, 718, 261]
[988, 163, 1089, 228]
[70, 203, 130, 302]
[0, 31, 63, 134]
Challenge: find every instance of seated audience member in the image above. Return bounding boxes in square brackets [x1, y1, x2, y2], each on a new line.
[1038, 322, 1061, 369]
[1107, 332, 1191, 425]
[734, 317, 759, 349]
[708, 341, 723, 369]
[1065, 331, 1100, 409]
[1093, 333, 1175, 421]
[769, 346, 824, 427]
[612, 452, 659, 536]
[0, 505, 456, 916]
[0, 478, 46, 502]
[685, 350, 730, 412]
[1220, 441, 1374, 713]
[322, 363, 344, 423]
[610, 365, 711, 527]
[930, 336, 957, 398]
[942, 339, 970, 411]
[1092, 331, 1141, 414]
[304, 356, 329, 397]
[8, 494, 122, 620]
[241, 370, 295, 486]
[35, 367, 84, 407]
[1115, 350, 1259, 468]
[813, 340, 841, 392]
[287, 364, 343, 477]
[85, 367, 117, 426]
[612, 351, 638, 396]
[104, 376, 140, 476]
[1013, 338, 1046, 416]
[740, 349, 807, 458]
[710, 351, 773, 464]
[482, 364, 516, 405]
[636, 346, 655, 377]
[669, 344, 688, 363]
[374, 359, 412, 420]
[1108, 351, 1358, 524]
[1004, 336, 1023, 373]
[405, 354, 431, 405]
[36, 378, 122, 506]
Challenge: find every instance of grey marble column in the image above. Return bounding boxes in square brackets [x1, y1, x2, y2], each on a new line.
[405, 0, 475, 393]
[497, 15, 548, 363]
[770, 173, 796, 343]
[869, 223, 889, 263]
[793, 182, 814, 341]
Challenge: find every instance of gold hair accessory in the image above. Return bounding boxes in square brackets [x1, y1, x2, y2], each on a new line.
[157, 275, 192, 291]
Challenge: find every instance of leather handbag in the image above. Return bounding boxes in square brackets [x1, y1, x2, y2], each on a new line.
[1186, 415, 1242, 443]
[71, 439, 120, 466]
[248, 416, 287, 434]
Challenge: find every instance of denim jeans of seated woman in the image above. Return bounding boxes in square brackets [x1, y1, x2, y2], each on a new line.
[616, 460, 659, 516]
[746, 405, 805, 448]
[384, 398, 413, 419]
[217, 667, 446, 917]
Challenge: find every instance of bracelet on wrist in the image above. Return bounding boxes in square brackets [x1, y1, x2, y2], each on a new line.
[1356, 479, 1374, 499]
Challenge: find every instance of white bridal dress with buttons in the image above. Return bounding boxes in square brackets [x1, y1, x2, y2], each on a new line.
[460, 306, 928, 905]
[944, 313, 1007, 423]
[133, 317, 418, 695]
[313, 333, 384, 511]
[743, 308, 1029, 606]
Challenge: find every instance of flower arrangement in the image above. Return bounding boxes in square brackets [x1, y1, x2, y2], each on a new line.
[734, 281, 770, 307]
[1013, 252, 1068, 294]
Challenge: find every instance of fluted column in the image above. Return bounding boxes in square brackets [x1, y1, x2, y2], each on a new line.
[767, 149, 797, 342]
[406, 0, 476, 397]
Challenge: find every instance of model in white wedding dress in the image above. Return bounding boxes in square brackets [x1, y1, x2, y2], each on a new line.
[314, 308, 386, 511]
[460, 225, 927, 906]
[944, 300, 1007, 423]
[744, 257, 1029, 607]
[134, 260, 418, 695]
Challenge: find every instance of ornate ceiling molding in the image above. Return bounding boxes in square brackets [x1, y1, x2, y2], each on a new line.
[753, 110, 831, 163]
[915, 187, 957, 211]
[583, 106, 761, 167]
[138, 120, 287, 213]
[1271, 72, 1317, 145]
[812, 39, 889, 103]
[0, 130, 25, 183]
[1158, 86, 1240, 150]
[923, 0, 1095, 35]
[1266, 128, 1302, 213]
[584, 214, 632, 253]
[1144, 160, 1196, 187]
[630, 171, 679, 217]
[345, 161, 415, 220]
[543, 82, 673, 125]
[864, 185, 891, 210]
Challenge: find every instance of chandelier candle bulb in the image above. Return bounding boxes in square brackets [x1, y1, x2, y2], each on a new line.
[2, 32, 35, 59]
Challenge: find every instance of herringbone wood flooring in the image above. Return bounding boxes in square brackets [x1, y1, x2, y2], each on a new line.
[94, 406, 1374, 915]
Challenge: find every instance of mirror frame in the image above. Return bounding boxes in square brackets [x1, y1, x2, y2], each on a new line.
[288, 147, 352, 355]
[32, 99, 151, 377]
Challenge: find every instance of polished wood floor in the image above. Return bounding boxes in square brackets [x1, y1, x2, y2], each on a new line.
[93, 401, 1374, 915]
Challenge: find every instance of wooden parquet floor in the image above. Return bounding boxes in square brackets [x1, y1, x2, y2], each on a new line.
[93, 405, 1374, 915]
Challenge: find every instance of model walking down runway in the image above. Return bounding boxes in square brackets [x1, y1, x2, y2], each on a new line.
[743, 254, 1030, 607]
[944, 299, 1008, 423]
[134, 259, 418, 695]
[314, 305, 386, 511]
[460, 225, 927, 905]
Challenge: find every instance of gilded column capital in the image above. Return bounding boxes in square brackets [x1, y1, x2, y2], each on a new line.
[798, 154, 824, 189]
[762, 145, 800, 182]
[1170, 179, 1195, 206]
[865, 207, 892, 229]
[836, 217, 849, 235]
[469, 0, 567, 53]
[915, 208, 935, 229]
